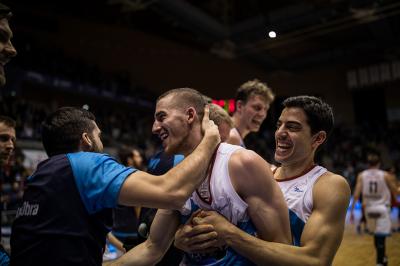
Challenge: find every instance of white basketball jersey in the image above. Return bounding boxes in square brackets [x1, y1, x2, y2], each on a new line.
[360, 169, 391, 207]
[276, 165, 327, 246]
[180, 143, 256, 265]
[181, 142, 249, 225]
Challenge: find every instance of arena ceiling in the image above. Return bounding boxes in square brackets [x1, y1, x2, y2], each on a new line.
[9, 0, 400, 71]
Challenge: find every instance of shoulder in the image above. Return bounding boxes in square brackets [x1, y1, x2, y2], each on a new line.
[383, 171, 396, 182]
[313, 172, 351, 208]
[229, 149, 264, 170]
[315, 171, 350, 192]
[228, 149, 274, 194]
[67, 151, 112, 164]
[227, 128, 242, 145]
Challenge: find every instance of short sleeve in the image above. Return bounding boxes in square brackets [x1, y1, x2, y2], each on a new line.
[67, 152, 136, 214]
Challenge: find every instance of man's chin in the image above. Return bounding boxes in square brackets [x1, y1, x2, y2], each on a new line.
[163, 145, 180, 156]
[250, 126, 261, 133]
[274, 154, 285, 164]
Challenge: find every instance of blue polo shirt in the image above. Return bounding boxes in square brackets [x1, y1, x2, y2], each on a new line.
[10, 152, 135, 266]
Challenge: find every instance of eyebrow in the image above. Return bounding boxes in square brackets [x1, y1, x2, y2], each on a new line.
[286, 121, 302, 127]
[154, 111, 166, 119]
[0, 27, 12, 39]
[0, 133, 16, 141]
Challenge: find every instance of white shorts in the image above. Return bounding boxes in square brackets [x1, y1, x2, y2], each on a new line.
[365, 205, 391, 235]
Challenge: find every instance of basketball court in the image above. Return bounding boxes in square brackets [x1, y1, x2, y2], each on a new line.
[333, 207, 399, 265]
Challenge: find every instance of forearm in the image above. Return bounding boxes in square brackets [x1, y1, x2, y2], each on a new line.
[350, 193, 359, 212]
[108, 240, 164, 266]
[224, 226, 320, 266]
[107, 232, 125, 253]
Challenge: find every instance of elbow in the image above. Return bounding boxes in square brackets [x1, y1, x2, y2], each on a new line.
[168, 189, 188, 210]
[159, 174, 192, 209]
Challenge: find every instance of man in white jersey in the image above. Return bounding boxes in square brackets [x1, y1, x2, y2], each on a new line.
[109, 88, 291, 266]
[350, 154, 398, 266]
[227, 79, 274, 147]
[175, 96, 351, 266]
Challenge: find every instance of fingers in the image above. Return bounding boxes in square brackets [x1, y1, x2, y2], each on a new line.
[175, 230, 220, 252]
[186, 238, 220, 252]
[187, 209, 202, 224]
[188, 224, 215, 237]
[195, 210, 212, 218]
[201, 106, 217, 132]
[180, 224, 215, 238]
[192, 217, 204, 225]
[203, 105, 210, 123]
[191, 246, 221, 254]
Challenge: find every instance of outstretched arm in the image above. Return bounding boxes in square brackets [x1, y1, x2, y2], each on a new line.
[193, 173, 350, 266]
[119, 106, 220, 209]
[108, 209, 180, 266]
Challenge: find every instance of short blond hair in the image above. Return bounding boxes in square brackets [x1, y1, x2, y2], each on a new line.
[209, 103, 233, 128]
[236, 79, 275, 105]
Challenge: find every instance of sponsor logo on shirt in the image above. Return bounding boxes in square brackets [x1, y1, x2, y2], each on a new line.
[16, 201, 39, 218]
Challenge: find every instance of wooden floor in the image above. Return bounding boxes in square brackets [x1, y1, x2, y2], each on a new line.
[333, 212, 400, 266]
[102, 208, 400, 265]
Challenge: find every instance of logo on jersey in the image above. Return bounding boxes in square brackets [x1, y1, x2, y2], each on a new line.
[197, 178, 212, 204]
[293, 186, 304, 193]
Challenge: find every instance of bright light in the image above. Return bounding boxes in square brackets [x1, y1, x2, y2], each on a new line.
[82, 104, 89, 110]
[268, 31, 277, 38]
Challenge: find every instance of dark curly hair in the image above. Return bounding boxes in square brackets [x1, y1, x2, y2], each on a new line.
[283, 95, 334, 137]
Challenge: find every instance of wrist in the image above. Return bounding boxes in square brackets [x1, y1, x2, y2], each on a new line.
[220, 222, 237, 246]
[203, 131, 220, 147]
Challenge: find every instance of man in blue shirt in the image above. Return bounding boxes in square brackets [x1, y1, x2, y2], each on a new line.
[10, 106, 220, 266]
[0, 3, 17, 265]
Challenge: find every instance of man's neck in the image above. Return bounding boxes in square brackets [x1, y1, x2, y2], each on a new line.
[276, 157, 316, 181]
[181, 126, 203, 157]
[232, 114, 249, 140]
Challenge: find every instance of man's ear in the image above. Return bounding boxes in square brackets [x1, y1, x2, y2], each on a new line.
[186, 107, 196, 124]
[312, 131, 326, 149]
[236, 100, 244, 113]
[80, 132, 92, 151]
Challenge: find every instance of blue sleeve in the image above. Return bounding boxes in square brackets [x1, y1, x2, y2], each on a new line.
[67, 152, 136, 214]
[147, 151, 184, 175]
[173, 154, 184, 166]
[147, 151, 162, 172]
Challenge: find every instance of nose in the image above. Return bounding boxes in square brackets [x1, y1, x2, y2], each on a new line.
[4, 40, 17, 58]
[152, 121, 161, 134]
[260, 109, 267, 119]
[275, 125, 287, 139]
[4, 138, 14, 151]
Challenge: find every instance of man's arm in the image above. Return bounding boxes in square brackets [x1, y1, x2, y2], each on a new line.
[174, 150, 291, 252]
[108, 209, 180, 266]
[119, 106, 220, 210]
[384, 171, 399, 196]
[107, 232, 125, 253]
[350, 173, 362, 220]
[193, 172, 350, 266]
[228, 149, 291, 243]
